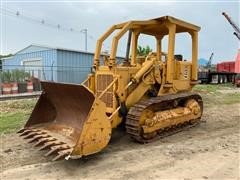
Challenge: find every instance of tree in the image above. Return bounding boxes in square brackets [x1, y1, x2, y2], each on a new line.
[0, 54, 12, 70]
[137, 45, 152, 56]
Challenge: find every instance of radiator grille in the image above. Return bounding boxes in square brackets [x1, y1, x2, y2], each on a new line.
[96, 74, 114, 108]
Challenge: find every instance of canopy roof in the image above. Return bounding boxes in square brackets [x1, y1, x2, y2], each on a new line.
[115, 16, 200, 36]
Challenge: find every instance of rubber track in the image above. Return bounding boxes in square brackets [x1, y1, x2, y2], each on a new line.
[125, 92, 203, 143]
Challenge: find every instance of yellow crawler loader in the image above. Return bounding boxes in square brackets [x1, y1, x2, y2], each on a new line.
[18, 16, 203, 161]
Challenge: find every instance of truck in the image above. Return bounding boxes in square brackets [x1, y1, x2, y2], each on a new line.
[198, 50, 239, 84]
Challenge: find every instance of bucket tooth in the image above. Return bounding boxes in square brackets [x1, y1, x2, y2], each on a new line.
[52, 149, 72, 161]
[44, 145, 70, 157]
[23, 131, 46, 139]
[28, 134, 51, 143]
[19, 129, 32, 136]
[52, 154, 64, 161]
[38, 144, 51, 151]
[23, 132, 37, 139]
[19, 129, 40, 136]
[38, 141, 64, 151]
[34, 138, 56, 147]
[17, 128, 25, 133]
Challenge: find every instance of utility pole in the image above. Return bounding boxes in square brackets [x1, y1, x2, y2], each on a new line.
[81, 29, 88, 52]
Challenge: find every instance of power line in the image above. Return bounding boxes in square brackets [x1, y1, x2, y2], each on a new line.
[1, 7, 98, 51]
[1, 8, 85, 33]
[0, 7, 125, 54]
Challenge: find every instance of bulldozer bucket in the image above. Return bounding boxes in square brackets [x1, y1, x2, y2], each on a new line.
[18, 81, 111, 161]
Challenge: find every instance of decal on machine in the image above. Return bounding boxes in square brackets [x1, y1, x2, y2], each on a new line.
[183, 66, 188, 79]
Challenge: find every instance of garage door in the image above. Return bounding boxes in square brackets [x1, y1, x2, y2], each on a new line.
[22, 59, 44, 79]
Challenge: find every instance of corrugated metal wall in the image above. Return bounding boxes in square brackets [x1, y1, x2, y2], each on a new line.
[56, 50, 125, 84]
[3, 49, 57, 81]
[56, 50, 93, 83]
[2, 45, 125, 84]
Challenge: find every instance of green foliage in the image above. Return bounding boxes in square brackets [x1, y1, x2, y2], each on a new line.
[137, 45, 152, 56]
[0, 112, 28, 134]
[11, 70, 19, 82]
[0, 70, 12, 83]
[0, 54, 12, 70]
[193, 83, 234, 93]
[222, 93, 240, 104]
[0, 54, 12, 59]
[0, 69, 30, 83]
[193, 84, 240, 108]
[0, 99, 36, 134]
[25, 71, 31, 80]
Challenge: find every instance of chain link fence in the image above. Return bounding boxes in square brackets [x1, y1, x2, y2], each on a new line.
[0, 65, 92, 95]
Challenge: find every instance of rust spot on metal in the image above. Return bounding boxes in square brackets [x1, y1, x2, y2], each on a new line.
[38, 141, 64, 151]
[28, 134, 51, 143]
[19, 129, 40, 136]
[45, 145, 70, 157]
[17, 128, 25, 133]
[33, 137, 56, 147]
[52, 149, 72, 161]
[19, 130, 32, 136]
[23, 131, 46, 139]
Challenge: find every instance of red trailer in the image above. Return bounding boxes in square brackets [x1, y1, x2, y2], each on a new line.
[210, 50, 239, 84]
[198, 50, 240, 84]
[217, 61, 235, 73]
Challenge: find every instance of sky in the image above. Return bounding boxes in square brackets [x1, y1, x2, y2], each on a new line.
[0, 0, 239, 63]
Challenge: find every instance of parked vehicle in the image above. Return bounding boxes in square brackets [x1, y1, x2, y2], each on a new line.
[198, 12, 240, 84]
[198, 53, 239, 84]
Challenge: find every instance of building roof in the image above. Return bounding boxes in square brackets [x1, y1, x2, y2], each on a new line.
[2, 44, 124, 60]
[1, 44, 96, 60]
[15, 44, 96, 55]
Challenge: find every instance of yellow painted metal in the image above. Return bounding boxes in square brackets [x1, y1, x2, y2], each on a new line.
[166, 23, 176, 84]
[125, 72, 154, 108]
[131, 30, 139, 65]
[156, 36, 163, 61]
[82, 74, 95, 93]
[142, 99, 201, 133]
[20, 15, 202, 160]
[110, 22, 132, 65]
[131, 60, 154, 83]
[94, 25, 116, 68]
[70, 98, 111, 158]
[190, 31, 198, 81]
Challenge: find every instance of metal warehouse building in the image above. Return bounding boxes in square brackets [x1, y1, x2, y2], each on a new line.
[2, 44, 100, 84]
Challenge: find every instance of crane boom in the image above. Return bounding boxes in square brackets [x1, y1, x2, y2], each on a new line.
[207, 52, 214, 69]
[222, 12, 240, 40]
[233, 32, 240, 40]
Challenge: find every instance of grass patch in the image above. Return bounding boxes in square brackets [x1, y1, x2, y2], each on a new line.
[0, 98, 37, 134]
[0, 112, 30, 134]
[222, 93, 240, 105]
[193, 83, 234, 93]
[193, 84, 240, 106]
